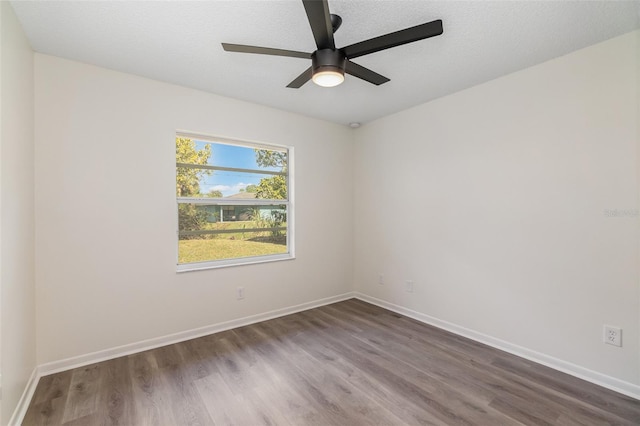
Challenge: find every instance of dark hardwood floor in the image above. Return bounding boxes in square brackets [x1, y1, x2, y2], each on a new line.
[23, 299, 640, 425]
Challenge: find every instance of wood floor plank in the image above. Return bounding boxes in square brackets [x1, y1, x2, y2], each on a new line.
[95, 356, 134, 426]
[313, 305, 565, 422]
[274, 320, 447, 425]
[237, 322, 369, 425]
[157, 362, 213, 425]
[23, 372, 72, 425]
[335, 300, 640, 424]
[226, 327, 332, 425]
[236, 322, 408, 426]
[59, 364, 102, 423]
[195, 369, 270, 426]
[174, 338, 215, 382]
[127, 350, 172, 426]
[294, 309, 520, 426]
[22, 395, 66, 426]
[491, 355, 640, 422]
[31, 373, 73, 406]
[23, 299, 640, 425]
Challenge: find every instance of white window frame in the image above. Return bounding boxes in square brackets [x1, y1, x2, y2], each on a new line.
[176, 131, 294, 272]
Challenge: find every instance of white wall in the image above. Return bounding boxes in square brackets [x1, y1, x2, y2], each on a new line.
[26, 21, 640, 402]
[354, 31, 640, 386]
[34, 54, 353, 365]
[0, 2, 36, 423]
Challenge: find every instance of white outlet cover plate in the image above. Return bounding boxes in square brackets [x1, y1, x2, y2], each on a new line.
[603, 325, 622, 347]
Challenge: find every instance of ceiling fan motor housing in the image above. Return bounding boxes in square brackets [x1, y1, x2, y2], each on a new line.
[222, 0, 443, 88]
[312, 49, 346, 75]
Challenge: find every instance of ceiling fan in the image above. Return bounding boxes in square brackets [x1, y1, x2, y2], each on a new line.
[222, 0, 443, 88]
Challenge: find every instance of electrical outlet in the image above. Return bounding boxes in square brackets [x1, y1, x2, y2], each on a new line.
[405, 280, 414, 293]
[378, 274, 384, 285]
[603, 325, 622, 347]
[236, 287, 245, 300]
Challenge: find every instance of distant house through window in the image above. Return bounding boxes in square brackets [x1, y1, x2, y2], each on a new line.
[176, 133, 293, 270]
[222, 205, 236, 221]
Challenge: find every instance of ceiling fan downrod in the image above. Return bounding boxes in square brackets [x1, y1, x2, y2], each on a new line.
[221, 0, 443, 88]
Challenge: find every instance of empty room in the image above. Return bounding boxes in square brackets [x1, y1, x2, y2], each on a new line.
[2, 0, 640, 424]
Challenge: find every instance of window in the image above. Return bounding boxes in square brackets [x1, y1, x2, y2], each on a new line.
[176, 133, 293, 271]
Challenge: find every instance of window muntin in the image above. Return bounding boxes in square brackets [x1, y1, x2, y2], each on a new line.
[176, 134, 292, 270]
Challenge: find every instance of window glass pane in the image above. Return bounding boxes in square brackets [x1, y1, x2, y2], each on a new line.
[178, 231, 288, 263]
[177, 203, 287, 263]
[209, 142, 285, 173]
[176, 135, 291, 268]
[175, 167, 286, 200]
[176, 138, 287, 199]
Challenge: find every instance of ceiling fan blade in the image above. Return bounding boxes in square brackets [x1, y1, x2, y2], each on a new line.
[302, 0, 335, 50]
[345, 61, 390, 86]
[342, 19, 443, 59]
[222, 43, 310, 59]
[287, 67, 313, 88]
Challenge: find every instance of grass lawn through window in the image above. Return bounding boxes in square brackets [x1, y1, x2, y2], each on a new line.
[178, 221, 287, 263]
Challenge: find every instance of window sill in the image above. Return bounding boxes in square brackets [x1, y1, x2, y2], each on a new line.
[176, 253, 295, 272]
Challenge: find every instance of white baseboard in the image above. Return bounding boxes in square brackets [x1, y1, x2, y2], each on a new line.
[12, 292, 354, 424]
[8, 367, 39, 426]
[14, 290, 638, 425]
[354, 292, 640, 400]
[38, 292, 356, 377]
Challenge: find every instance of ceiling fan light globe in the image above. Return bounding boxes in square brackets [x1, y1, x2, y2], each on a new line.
[312, 70, 344, 87]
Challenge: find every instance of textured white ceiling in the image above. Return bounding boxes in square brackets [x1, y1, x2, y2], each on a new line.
[10, 0, 640, 125]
